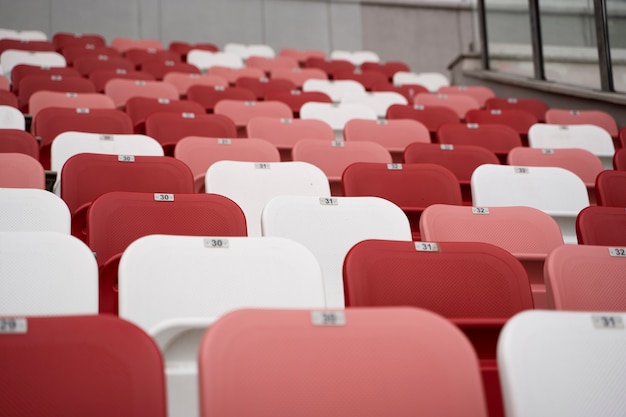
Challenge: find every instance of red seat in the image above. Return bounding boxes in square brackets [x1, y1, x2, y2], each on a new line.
[0, 129, 39, 159]
[104, 79, 179, 109]
[73, 55, 136, 77]
[186, 84, 256, 113]
[168, 41, 218, 59]
[333, 69, 388, 90]
[140, 59, 200, 80]
[465, 109, 538, 143]
[371, 81, 429, 103]
[214, 99, 292, 136]
[303, 57, 356, 78]
[386, 103, 460, 141]
[595, 170, 626, 207]
[125, 48, 181, 68]
[263, 90, 332, 117]
[52, 32, 107, 51]
[576, 206, 626, 246]
[60, 45, 120, 66]
[485, 97, 548, 122]
[111, 37, 164, 54]
[344, 239, 532, 417]
[234, 77, 296, 100]
[361, 61, 411, 81]
[0, 90, 18, 108]
[437, 85, 496, 108]
[342, 162, 463, 239]
[125, 96, 206, 133]
[245, 55, 299, 74]
[87, 191, 248, 313]
[545, 108, 619, 138]
[613, 147, 626, 170]
[17, 74, 96, 113]
[269, 67, 328, 89]
[10, 64, 82, 96]
[89, 68, 156, 93]
[437, 122, 522, 164]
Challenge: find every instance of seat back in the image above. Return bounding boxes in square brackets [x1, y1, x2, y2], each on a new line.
[162, 72, 228, 96]
[270, 67, 328, 89]
[104, 79, 179, 109]
[0, 129, 39, 158]
[18, 74, 96, 112]
[438, 122, 522, 163]
[465, 109, 538, 137]
[88, 68, 155, 93]
[186, 84, 256, 113]
[498, 310, 626, 417]
[392, 71, 450, 91]
[485, 97, 548, 122]
[0, 231, 97, 315]
[187, 50, 244, 71]
[206, 161, 330, 236]
[214, 99, 293, 130]
[596, 170, 626, 207]
[545, 245, 626, 310]
[438, 85, 496, 108]
[386, 103, 460, 139]
[124, 96, 205, 133]
[0, 315, 167, 417]
[111, 37, 164, 53]
[302, 79, 365, 102]
[0, 188, 70, 233]
[0, 153, 45, 188]
[1, 50, 66, 78]
[614, 147, 626, 170]
[545, 108, 619, 137]
[576, 206, 626, 246]
[29, 90, 115, 119]
[199, 307, 488, 417]
[341, 90, 408, 118]
[0, 104, 25, 129]
[261, 195, 412, 307]
[414, 92, 480, 119]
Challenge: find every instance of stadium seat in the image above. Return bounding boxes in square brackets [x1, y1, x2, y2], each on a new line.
[387, 104, 460, 141]
[485, 97, 548, 122]
[18, 74, 96, 112]
[614, 147, 626, 170]
[111, 37, 164, 53]
[576, 206, 626, 246]
[361, 60, 411, 81]
[438, 85, 496, 108]
[331, 49, 380, 65]
[235, 76, 296, 100]
[60, 45, 119, 66]
[0, 188, 70, 233]
[333, 69, 388, 90]
[73, 55, 135, 77]
[300, 102, 377, 139]
[140, 59, 199, 81]
[10, 64, 81, 95]
[186, 84, 256, 113]
[0, 104, 25, 129]
[595, 169, 626, 207]
[88, 68, 155, 93]
[270, 67, 328, 89]
[214, 99, 293, 136]
[414, 92, 480, 119]
[125, 48, 180, 68]
[162, 72, 228, 97]
[29, 91, 115, 120]
[545, 108, 619, 138]
[1, 50, 66, 78]
[0, 152, 44, 188]
[393, 71, 450, 92]
[0, 129, 39, 158]
[104, 79, 179, 109]
[52, 32, 106, 51]
[187, 50, 244, 71]
[124, 96, 205, 133]
[342, 90, 408, 118]
[263, 90, 332, 117]
[302, 78, 365, 102]
[207, 66, 265, 84]
[465, 109, 538, 141]
[0, 89, 17, 107]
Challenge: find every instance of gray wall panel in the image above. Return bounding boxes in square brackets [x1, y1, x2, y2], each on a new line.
[328, 3, 362, 52]
[0, 0, 51, 34]
[265, 0, 331, 53]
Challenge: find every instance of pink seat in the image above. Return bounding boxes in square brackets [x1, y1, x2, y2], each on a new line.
[437, 122, 522, 163]
[0, 129, 39, 159]
[32, 107, 134, 169]
[214, 99, 292, 136]
[186, 84, 256, 113]
[60, 153, 194, 242]
[111, 37, 164, 53]
[245, 55, 299, 74]
[88, 68, 156, 93]
[576, 206, 626, 246]
[29, 91, 115, 119]
[0, 74, 10, 91]
[18, 74, 97, 113]
[162, 72, 228, 97]
[206, 66, 265, 84]
[420, 204, 565, 308]
[437, 85, 496, 108]
[278, 48, 326, 65]
[145, 112, 237, 155]
[343, 118, 431, 163]
[414, 92, 481, 120]
[596, 170, 626, 207]
[344, 239, 532, 417]
[485, 97, 549, 122]
[545, 108, 619, 138]
[386, 103, 460, 141]
[198, 308, 488, 417]
[174, 136, 281, 192]
[0, 153, 45, 189]
[247, 117, 335, 161]
[0, 315, 166, 417]
[293, 140, 392, 195]
[270, 67, 328, 89]
[545, 245, 626, 310]
[403, 143, 500, 205]
[124, 96, 206, 133]
[104, 79, 179, 109]
[87, 191, 248, 314]
[342, 162, 462, 239]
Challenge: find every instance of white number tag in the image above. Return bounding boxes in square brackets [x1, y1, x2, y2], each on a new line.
[514, 167, 529, 174]
[204, 238, 229, 248]
[158, 98, 170, 104]
[115, 69, 127, 74]
[255, 163, 271, 169]
[135, 80, 146, 86]
[51, 75, 62, 81]
[331, 141, 344, 148]
[182, 112, 195, 119]
[154, 193, 174, 201]
[387, 163, 403, 170]
[217, 138, 232, 145]
[376, 119, 388, 125]
[244, 101, 256, 107]
[541, 148, 555, 154]
[592, 315, 624, 329]
[319, 197, 338, 206]
[467, 123, 479, 129]
[608, 248, 626, 257]
[440, 144, 454, 151]
[415, 242, 439, 252]
[118, 155, 135, 162]
[66, 92, 78, 98]
[472, 207, 490, 215]
[311, 311, 346, 326]
[490, 109, 502, 115]
[76, 108, 89, 114]
[99, 134, 114, 141]
[506, 98, 518, 103]
[0, 318, 27, 334]
[280, 118, 293, 124]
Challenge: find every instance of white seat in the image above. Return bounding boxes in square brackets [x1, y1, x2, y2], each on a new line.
[224, 43, 276, 59]
[300, 102, 377, 139]
[261, 195, 413, 308]
[50, 131, 164, 195]
[0, 231, 98, 315]
[0, 29, 47, 41]
[528, 123, 616, 169]
[302, 79, 366, 103]
[118, 234, 326, 417]
[186, 50, 244, 72]
[330, 50, 381, 66]
[471, 164, 589, 244]
[0, 50, 66, 78]
[205, 161, 330, 236]
[0, 188, 71, 233]
[498, 310, 626, 417]
[341, 91, 408, 118]
[392, 71, 450, 92]
[0, 105, 25, 129]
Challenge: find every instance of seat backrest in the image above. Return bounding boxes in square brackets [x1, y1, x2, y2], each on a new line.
[187, 50, 244, 71]
[18, 74, 97, 112]
[300, 102, 377, 134]
[596, 170, 626, 207]
[206, 161, 330, 236]
[124, 96, 205, 132]
[207, 66, 265, 84]
[0, 188, 70, 233]
[0, 231, 97, 315]
[53, 32, 107, 50]
[261, 195, 412, 307]
[0, 104, 25, 129]
[0, 50, 66, 78]
[343, 118, 430, 155]
[186, 84, 257, 113]
[0, 153, 45, 189]
[437, 122, 522, 162]
[29, 90, 115, 119]
[72, 55, 135, 77]
[392, 71, 450, 92]
[485, 97, 548, 122]
[10, 64, 81, 95]
[88, 68, 156, 93]
[545, 108, 619, 137]
[0, 314, 167, 417]
[386, 103, 460, 137]
[302, 79, 366, 102]
[465, 109, 538, 136]
[234, 76, 296, 100]
[111, 37, 164, 53]
[0, 129, 39, 158]
[576, 206, 626, 246]
[341, 90, 408, 118]
[545, 245, 626, 310]
[270, 67, 328, 88]
[174, 136, 280, 192]
[498, 310, 626, 417]
[414, 92, 480, 119]
[162, 72, 228, 96]
[438, 85, 496, 108]
[199, 307, 488, 417]
[104, 79, 179, 108]
[614, 147, 626, 170]
[214, 99, 293, 128]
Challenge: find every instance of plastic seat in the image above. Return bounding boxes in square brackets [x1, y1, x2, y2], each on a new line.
[174, 136, 280, 192]
[330, 49, 380, 65]
[527, 123, 615, 169]
[162, 72, 228, 97]
[0, 231, 97, 315]
[111, 37, 164, 53]
[303, 57, 355, 78]
[302, 79, 365, 103]
[438, 85, 496, 108]
[300, 102, 377, 139]
[576, 206, 626, 246]
[126, 49, 181, 68]
[0, 39, 55, 54]
[0, 314, 166, 417]
[279, 48, 326, 65]
[386, 103, 460, 141]
[214, 99, 293, 135]
[50, 131, 164, 194]
[60, 44, 120, 65]
[508, 147, 604, 203]
[234, 76, 296, 100]
[186, 84, 256, 113]
[104, 79, 179, 109]
[145, 111, 237, 154]
[124, 96, 205, 133]
[595, 170, 626, 207]
[292, 139, 392, 195]
[344, 239, 533, 417]
[343, 162, 463, 239]
[10, 64, 81, 95]
[471, 164, 589, 244]
[224, 43, 275, 59]
[485, 97, 548, 122]
[206, 66, 265, 84]
[344, 118, 430, 163]
[420, 204, 565, 308]
[371, 81, 429, 102]
[119, 235, 326, 417]
[32, 107, 134, 169]
[414, 92, 480, 119]
[140, 59, 199, 81]
[498, 310, 626, 417]
[88, 191, 248, 314]
[29, 91, 115, 120]
[52, 32, 106, 51]
[545, 108, 619, 138]
[0, 129, 39, 158]
[18, 74, 96, 112]
[0, 188, 70, 233]
[270, 67, 328, 89]
[0, 50, 66, 78]
[404, 143, 500, 204]
[361, 60, 411, 81]
[0, 89, 17, 107]
[342, 90, 408, 118]
[88, 68, 156, 92]
[245, 56, 299, 74]
[263, 90, 332, 116]
[0, 29, 47, 41]
[168, 41, 218, 58]
[333, 69, 389, 90]
[199, 307, 487, 417]
[438, 122, 523, 163]
[545, 245, 626, 310]
[73, 55, 135, 77]
[60, 153, 194, 242]
[0, 153, 45, 188]
[392, 71, 450, 92]
[465, 109, 538, 141]
[262, 195, 412, 307]
[614, 148, 626, 170]
[0, 104, 25, 129]
[187, 50, 244, 71]
[206, 161, 330, 236]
